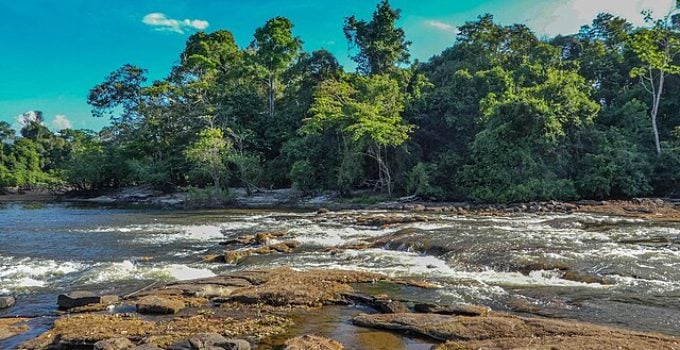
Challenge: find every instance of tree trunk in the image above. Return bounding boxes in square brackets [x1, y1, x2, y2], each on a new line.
[268, 75, 275, 118]
[652, 72, 664, 155]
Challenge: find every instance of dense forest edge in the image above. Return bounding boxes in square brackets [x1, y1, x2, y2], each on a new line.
[2, 1, 680, 204]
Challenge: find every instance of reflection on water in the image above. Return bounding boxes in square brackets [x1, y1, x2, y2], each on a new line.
[1, 202, 680, 340]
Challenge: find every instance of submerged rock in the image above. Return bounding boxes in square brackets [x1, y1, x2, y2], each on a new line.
[136, 296, 185, 314]
[0, 295, 15, 309]
[284, 335, 343, 350]
[57, 291, 119, 310]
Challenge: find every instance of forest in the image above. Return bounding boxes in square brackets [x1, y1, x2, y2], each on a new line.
[1, 1, 680, 203]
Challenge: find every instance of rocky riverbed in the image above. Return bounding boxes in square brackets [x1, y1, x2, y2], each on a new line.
[2, 202, 680, 349]
[3, 268, 679, 349]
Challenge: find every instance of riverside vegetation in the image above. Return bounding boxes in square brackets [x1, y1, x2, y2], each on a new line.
[2, 1, 680, 203]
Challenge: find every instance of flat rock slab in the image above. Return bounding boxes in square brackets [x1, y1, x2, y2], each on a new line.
[136, 296, 185, 315]
[0, 296, 16, 309]
[58, 292, 118, 310]
[414, 303, 490, 316]
[284, 335, 344, 350]
[354, 313, 680, 349]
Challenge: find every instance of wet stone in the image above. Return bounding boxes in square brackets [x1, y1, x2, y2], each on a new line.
[58, 291, 118, 310]
[0, 296, 15, 309]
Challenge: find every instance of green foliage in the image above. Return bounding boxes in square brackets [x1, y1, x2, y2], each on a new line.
[186, 128, 232, 190]
[290, 160, 316, 192]
[405, 162, 441, 198]
[343, 0, 410, 74]
[7, 4, 680, 205]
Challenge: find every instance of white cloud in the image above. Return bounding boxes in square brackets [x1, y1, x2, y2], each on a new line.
[51, 115, 72, 130]
[527, 0, 676, 36]
[424, 20, 458, 33]
[142, 13, 209, 34]
[15, 110, 42, 128]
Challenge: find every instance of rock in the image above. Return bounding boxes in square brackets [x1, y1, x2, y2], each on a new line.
[58, 291, 118, 310]
[94, 337, 135, 350]
[414, 303, 490, 316]
[169, 333, 250, 350]
[21, 313, 287, 350]
[133, 346, 164, 350]
[202, 254, 225, 263]
[354, 312, 680, 349]
[0, 318, 29, 341]
[221, 339, 251, 350]
[284, 335, 343, 350]
[225, 268, 387, 307]
[317, 208, 330, 214]
[562, 271, 613, 285]
[136, 296, 185, 314]
[0, 296, 16, 309]
[375, 299, 410, 314]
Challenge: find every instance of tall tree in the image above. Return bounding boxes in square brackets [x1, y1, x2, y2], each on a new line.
[250, 17, 302, 118]
[305, 74, 413, 195]
[344, 0, 411, 75]
[186, 128, 232, 191]
[629, 10, 680, 155]
[88, 64, 148, 138]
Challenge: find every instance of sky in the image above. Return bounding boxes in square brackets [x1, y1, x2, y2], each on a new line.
[0, 0, 676, 132]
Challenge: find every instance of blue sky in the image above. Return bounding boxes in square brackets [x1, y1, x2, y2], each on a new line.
[0, 0, 675, 131]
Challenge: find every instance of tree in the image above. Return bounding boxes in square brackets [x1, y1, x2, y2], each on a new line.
[344, 0, 410, 75]
[250, 17, 302, 118]
[629, 10, 680, 155]
[186, 128, 232, 191]
[88, 64, 148, 137]
[305, 74, 413, 195]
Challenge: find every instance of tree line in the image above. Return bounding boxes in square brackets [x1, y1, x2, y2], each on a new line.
[2, 1, 680, 203]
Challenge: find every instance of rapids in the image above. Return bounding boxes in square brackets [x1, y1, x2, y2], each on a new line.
[1, 202, 679, 344]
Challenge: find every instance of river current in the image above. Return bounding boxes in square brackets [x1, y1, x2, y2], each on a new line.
[1, 202, 679, 342]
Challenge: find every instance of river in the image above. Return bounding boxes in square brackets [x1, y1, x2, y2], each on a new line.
[1, 202, 680, 346]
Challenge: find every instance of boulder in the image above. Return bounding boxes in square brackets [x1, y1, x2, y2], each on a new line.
[58, 291, 118, 310]
[136, 296, 185, 314]
[374, 299, 410, 314]
[284, 335, 343, 350]
[94, 337, 135, 350]
[414, 303, 490, 316]
[0, 296, 15, 309]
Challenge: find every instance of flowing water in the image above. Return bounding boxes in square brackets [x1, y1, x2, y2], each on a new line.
[1, 202, 680, 347]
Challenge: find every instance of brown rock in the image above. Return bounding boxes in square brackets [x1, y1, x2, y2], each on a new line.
[353, 313, 680, 349]
[414, 303, 490, 316]
[284, 335, 343, 350]
[136, 296, 185, 314]
[94, 337, 135, 350]
[0, 318, 29, 341]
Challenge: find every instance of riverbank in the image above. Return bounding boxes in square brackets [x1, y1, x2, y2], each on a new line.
[5, 185, 680, 221]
